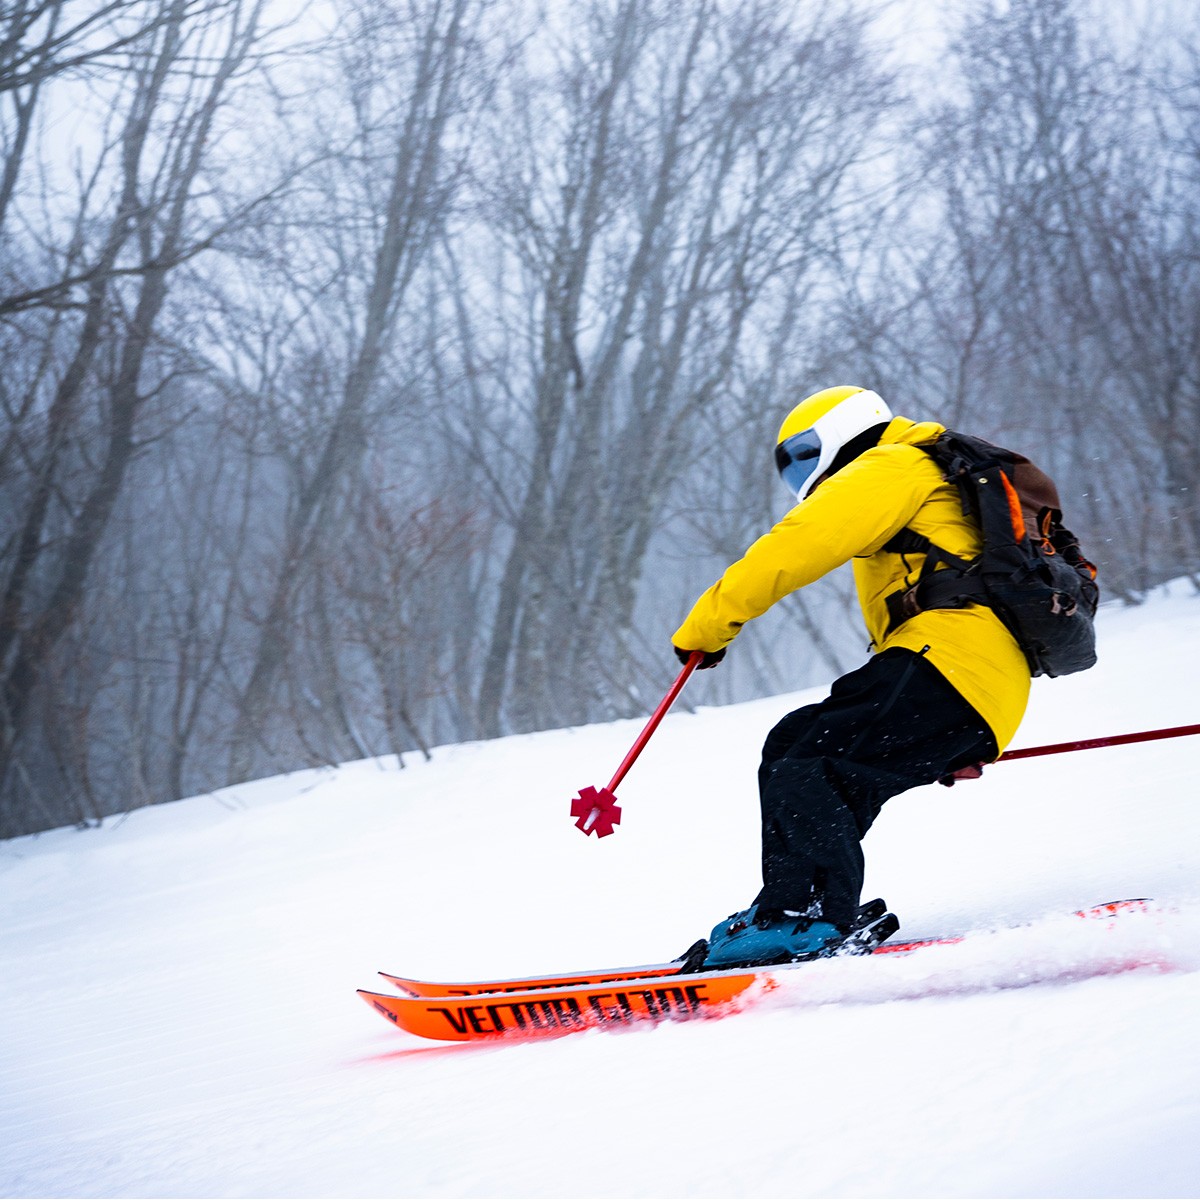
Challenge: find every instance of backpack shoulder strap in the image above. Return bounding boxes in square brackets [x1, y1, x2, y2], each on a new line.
[880, 432, 971, 560]
[881, 431, 985, 633]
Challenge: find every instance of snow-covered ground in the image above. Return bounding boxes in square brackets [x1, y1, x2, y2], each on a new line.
[3, 584, 1200, 1199]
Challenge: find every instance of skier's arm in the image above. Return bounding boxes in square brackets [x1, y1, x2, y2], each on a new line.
[672, 448, 931, 654]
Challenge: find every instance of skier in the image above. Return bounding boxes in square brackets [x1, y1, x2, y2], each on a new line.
[673, 386, 1033, 968]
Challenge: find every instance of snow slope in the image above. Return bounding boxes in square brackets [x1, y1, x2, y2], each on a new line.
[3, 584, 1200, 1199]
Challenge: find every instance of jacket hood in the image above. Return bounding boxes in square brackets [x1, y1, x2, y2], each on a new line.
[878, 416, 946, 448]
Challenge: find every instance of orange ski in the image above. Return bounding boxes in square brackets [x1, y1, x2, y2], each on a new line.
[361, 900, 1155, 1040]
[379, 959, 689, 998]
[359, 967, 767, 1041]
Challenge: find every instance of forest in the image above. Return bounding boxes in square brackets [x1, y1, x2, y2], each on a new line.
[2, 0, 1198, 836]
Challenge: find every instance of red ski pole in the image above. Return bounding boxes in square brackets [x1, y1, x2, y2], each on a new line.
[998, 721, 1200, 762]
[569, 651, 704, 837]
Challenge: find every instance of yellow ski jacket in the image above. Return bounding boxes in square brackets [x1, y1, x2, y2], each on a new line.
[672, 417, 1030, 751]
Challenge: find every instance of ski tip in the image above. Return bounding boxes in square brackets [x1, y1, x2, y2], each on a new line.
[377, 972, 421, 997]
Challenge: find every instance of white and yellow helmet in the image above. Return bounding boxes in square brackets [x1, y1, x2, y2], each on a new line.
[774, 385, 892, 501]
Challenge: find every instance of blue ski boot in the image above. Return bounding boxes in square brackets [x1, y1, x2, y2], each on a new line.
[702, 904, 847, 969]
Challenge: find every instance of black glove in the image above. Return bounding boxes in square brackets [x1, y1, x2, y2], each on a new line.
[673, 645, 727, 670]
[937, 763, 985, 787]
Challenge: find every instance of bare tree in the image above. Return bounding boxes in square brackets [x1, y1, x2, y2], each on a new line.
[223, 0, 486, 782]
[8, 0, 1196, 842]
[463, 0, 896, 736]
[897, 0, 1198, 596]
[2, 1, 182, 232]
[0, 0, 272, 833]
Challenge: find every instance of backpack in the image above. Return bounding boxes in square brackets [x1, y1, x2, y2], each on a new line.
[882, 431, 1099, 678]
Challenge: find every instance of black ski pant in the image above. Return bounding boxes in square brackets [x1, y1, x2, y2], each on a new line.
[754, 648, 998, 930]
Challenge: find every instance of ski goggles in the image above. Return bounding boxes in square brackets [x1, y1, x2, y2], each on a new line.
[774, 427, 823, 499]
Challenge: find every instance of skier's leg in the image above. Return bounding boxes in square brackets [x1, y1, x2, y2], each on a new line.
[757, 755, 866, 927]
[755, 649, 996, 929]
